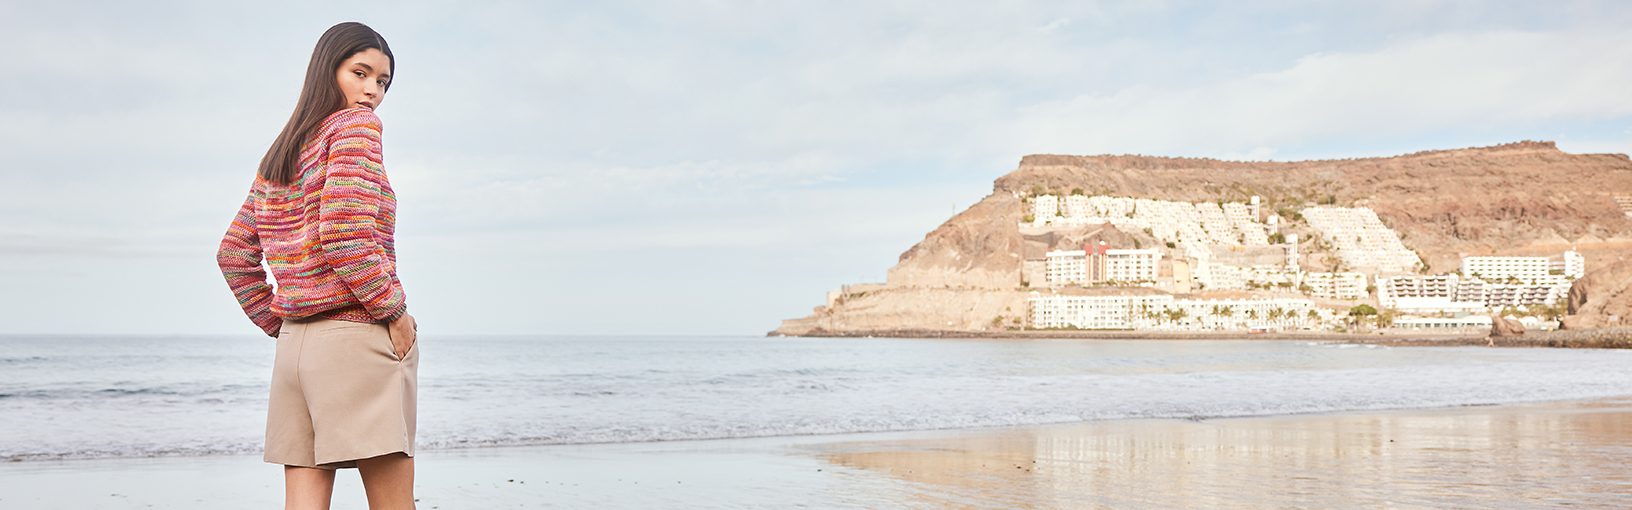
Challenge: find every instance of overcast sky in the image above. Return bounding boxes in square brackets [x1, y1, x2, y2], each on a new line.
[3, 1, 1631, 336]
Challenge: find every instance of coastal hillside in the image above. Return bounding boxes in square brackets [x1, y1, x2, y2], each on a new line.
[775, 142, 1632, 336]
[997, 141, 1631, 272]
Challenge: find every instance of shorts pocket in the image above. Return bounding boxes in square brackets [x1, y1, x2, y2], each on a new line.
[383, 331, 403, 361]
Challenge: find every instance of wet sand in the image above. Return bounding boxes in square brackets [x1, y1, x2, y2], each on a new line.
[5, 398, 1630, 509]
[806, 398, 1632, 509]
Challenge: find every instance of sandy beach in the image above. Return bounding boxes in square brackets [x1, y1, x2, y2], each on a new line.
[5, 397, 1629, 509]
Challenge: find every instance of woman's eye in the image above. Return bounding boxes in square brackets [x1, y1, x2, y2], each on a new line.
[354, 70, 366, 77]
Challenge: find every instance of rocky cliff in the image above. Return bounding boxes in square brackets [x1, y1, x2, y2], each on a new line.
[1565, 255, 1632, 329]
[774, 141, 1632, 336]
[996, 141, 1632, 272]
[884, 193, 1025, 290]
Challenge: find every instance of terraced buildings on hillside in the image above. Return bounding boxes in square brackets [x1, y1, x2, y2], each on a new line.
[1025, 194, 1392, 299]
[1299, 206, 1421, 273]
[1026, 194, 1275, 289]
[1026, 192, 1596, 327]
[1378, 251, 1585, 310]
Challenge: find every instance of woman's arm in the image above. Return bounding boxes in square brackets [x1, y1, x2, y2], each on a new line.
[218, 192, 282, 337]
[316, 110, 408, 322]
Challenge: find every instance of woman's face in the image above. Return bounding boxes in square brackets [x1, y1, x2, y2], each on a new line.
[336, 48, 391, 111]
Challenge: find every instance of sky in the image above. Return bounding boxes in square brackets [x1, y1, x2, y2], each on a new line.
[2, 1, 1631, 336]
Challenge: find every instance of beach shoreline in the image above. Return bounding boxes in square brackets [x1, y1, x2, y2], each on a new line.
[779, 326, 1632, 348]
[7, 397, 1631, 509]
[780, 327, 1470, 341]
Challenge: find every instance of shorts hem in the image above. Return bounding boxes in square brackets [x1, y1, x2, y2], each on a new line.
[267, 448, 414, 470]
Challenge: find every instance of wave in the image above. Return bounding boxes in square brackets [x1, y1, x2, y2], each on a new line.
[5, 338, 1631, 463]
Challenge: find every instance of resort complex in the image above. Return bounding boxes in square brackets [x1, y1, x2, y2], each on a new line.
[1028, 294, 1334, 330]
[1021, 192, 1587, 332]
[775, 142, 1631, 339]
[1378, 251, 1585, 311]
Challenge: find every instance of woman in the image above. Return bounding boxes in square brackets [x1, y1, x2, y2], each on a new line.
[218, 22, 419, 510]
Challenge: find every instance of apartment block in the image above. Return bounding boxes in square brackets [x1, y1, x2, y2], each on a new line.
[1301, 206, 1420, 272]
[1303, 272, 1368, 300]
[1027, 293, 1327, 330]
[1555, 250, 1585, 279]
[1378, 273, 1459, 307]
[1043, 245, 1162, 285]
[1032, 195, 1059, 222]
[1462, 256, 1549, 283]
[1451, 251, 1582, 308]
[1102, 248, 1160, 282]
[1028, 293, 1172, 329]
[1044, 250, 1087, 284]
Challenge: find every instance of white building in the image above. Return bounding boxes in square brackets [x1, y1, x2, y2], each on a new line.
[1158, 297, 1326, 329]
[1453, 251, 1583, 308]
[1380, 270, 1570, 311]
[1393, 315, 1493, 329]
[1390, 297, 1488, 315]
[1561, 250, 1585, 279]
[1203, 265, 1300, 291]
[1103, 248, 1160, 282]
[1032, 195, 1059, 224]
[1045, 250, 1087, 284]
[1378, 274, 1460, 307]
[1223, 202, 1269, 245]
[1205, 263, 1247, 291]
[1026, 195, 1274, 252]
[1479, 283, 1567, 309]
[1063, 194, 1091, 218]
[1028, 293, 1173, 329]
[1462, 256, 1549, 283]
[1028, 293, 1329, 330]
[1284, 233, 1299, 268]
[1042, 246, 1162, 285]
[1301, 206, 1420, 272]
[1303, 272, 1368, 300]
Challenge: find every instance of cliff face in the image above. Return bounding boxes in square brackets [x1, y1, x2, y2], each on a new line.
[1565, 255, 1632, 329]
[776, 288, 1030, 334]
[995, 141, 1632, 272]
[885, 192, 1024, 289]
[774, 141, 1632, 336]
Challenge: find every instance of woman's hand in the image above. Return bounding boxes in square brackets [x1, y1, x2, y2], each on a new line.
[388, 313, 417, 359]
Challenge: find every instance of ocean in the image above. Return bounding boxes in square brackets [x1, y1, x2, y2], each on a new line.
[4, 335, 1632, 463]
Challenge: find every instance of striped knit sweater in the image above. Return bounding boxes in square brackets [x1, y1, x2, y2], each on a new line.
[218, 107, 406, 337]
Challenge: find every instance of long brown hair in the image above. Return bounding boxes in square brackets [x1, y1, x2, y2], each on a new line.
[257, 22, 395, 185]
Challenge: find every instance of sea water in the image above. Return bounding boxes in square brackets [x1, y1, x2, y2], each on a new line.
[3, 335, 1631, 462]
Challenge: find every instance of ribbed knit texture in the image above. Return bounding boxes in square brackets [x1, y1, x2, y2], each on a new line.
[218, 108, 406, 337]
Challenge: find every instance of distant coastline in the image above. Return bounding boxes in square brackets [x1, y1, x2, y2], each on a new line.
[776, 326, 1632, 348]
[776, 142, 1632, 338]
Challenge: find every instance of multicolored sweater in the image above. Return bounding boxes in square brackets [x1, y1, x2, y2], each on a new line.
[218, 108, 406, 337]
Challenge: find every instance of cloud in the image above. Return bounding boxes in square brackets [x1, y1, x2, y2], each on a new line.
[1011, 30, 1632, 159]
[4, 1, 1632, 334]
[1037, 17, 1073, 33]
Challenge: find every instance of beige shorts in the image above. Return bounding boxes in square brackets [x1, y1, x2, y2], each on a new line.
[266, 318, 417, 469]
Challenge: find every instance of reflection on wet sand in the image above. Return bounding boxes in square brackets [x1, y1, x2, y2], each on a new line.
[809, 399, 1632, 509]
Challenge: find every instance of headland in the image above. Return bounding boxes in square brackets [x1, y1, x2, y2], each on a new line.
[774, 142, 1632, 342]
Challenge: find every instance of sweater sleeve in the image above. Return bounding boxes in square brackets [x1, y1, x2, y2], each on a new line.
[218, 191, 282, 337]
[316, 110, 408, 322]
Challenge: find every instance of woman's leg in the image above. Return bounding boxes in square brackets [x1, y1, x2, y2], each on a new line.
[357, 452, 416, 509]
[285, 466, 336, 510]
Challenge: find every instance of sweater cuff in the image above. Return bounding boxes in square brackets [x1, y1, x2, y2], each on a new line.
[260, 319, 283, 338]
[379, 302, 408, 323]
